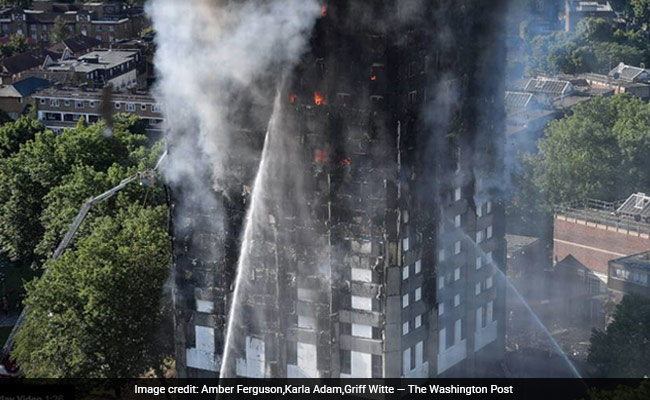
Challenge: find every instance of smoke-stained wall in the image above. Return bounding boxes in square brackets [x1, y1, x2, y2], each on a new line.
[150, 0, 507, 378]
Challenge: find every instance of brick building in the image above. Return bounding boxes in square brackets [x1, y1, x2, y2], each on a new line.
[0, 76, 50, 118]
[0, 0, 146, 44]
[554, 194, 650, 283]
[32, 86, 163, 134]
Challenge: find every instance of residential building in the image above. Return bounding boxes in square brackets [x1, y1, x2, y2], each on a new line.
[47, 34, 102, 58]
[608, 62, 650, 83]
[0, 1, 146, 44]
[554, 193, 650, 284]
[581, 72, 650, 100]
[32, 86, 164, 134]
[0, 51, 47, 84]
[0, 76, 50, 118]
[171, 0, 507, 379]
[608, 251, 650, 301]
[25, 49, 143, 90]
[506, 234, 546, 280]
[565, 1, 615, 32]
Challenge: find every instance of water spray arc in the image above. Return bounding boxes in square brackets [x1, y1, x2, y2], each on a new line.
[450, 223, 583, 379]
[152, 0, 514, 379]
[220, 93, 281, 378]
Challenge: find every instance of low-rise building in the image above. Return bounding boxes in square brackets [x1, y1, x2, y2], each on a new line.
[0, 76, 50, 118]
[565, 1, 615, 32]
[24, 49, 143, 90]
[48, 34, 102, 58]
[554, 193, 650, 284]
[32, 86, 164, 134]
[581, 72, 650, 100]
[608, 62, 650, 83]
[0, 51, 47, 84]
[506, 234, 546, 280]
[608, 251, 650, 301]
[0, 1, 146, 44]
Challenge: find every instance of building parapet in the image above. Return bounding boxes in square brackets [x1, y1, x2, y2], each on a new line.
[555, 198, 650, 237]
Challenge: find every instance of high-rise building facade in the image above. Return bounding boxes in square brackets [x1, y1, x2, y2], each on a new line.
[170, 0, 507, 379]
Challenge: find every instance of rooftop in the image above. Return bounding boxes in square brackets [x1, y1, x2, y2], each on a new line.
[49, 35, 102, 55]
[46, 49, 138, 73]
[506, 234, 540, 257]
[0, 76, 51, 98]
[1, 52, 45, 75]
[617, 192, 650, 220]
[556, 194, 650, 234]
[571, 1, 614, 12]
[32, 86, 156, 103]
[608, 62, 650, 83]
[525, 79, 574, 96]
[505, 91, 534, 110]
[610, 251, 650, 271]
[581, 72, 650, 88]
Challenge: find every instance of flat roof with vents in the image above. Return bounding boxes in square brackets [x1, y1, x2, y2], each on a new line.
[617, 193, 650, 221]
[525, 79, 574, 96]
[505, 91, 533, 109]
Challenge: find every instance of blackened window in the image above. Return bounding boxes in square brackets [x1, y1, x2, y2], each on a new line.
[340, 350, 351, 375]
[286, 341, 297, 365]
[371, 355, 382, 378]
[410, 347, 416, 370]
[340, 322, 351, 335]
[372, 327, 381, 340]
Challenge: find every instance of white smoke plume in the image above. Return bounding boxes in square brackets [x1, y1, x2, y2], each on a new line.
[147, 0, 320, 191]
[147, 0, 321, 376]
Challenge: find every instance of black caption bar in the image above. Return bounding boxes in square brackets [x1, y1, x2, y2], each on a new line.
[0, 379, 646, 400]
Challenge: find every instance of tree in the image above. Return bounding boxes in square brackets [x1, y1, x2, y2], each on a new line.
[0, 115, 44, 158]
[575, 18, 613, 43]
[50, 16, 70, 45]
[0, 34, 28, 58]
[530, 95, 650, 208]
[610, 0, 634, 18]
[525, 18, 650, 76]
[12, 204, 171, 378]
[632, 0, 650, 22]
[588, 294, 650, 378]
[0, 115, 151, 263]
[588, 380, 650, 400]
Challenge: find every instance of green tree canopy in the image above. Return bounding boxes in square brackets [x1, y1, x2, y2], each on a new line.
[588, 380, 650, 400]
[0, 34, 28, 58]
[632, 0, 650, 22]
[530, 95, 650, 207]
[12, 204, 171, 378]
[588, 294, 650, 378]
[0, 115, 44, 158]
[50, 16, 71, 45]
[0, 114, 157, 264]
[575, 17, 614, 43]
[526, 18, 650, 76]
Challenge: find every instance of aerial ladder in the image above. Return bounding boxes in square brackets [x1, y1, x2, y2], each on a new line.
[0, 150, 168, 375]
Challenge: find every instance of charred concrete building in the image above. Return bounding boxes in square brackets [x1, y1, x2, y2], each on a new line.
[169, 0, 507, 379]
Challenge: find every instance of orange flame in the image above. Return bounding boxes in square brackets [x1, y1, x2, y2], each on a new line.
[370, 68, 377, 81]
[321, 5, 328, 17]
[314, 91, 325, 106]
[289, 93, 296, 104]
[340, 157, 351, 167]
